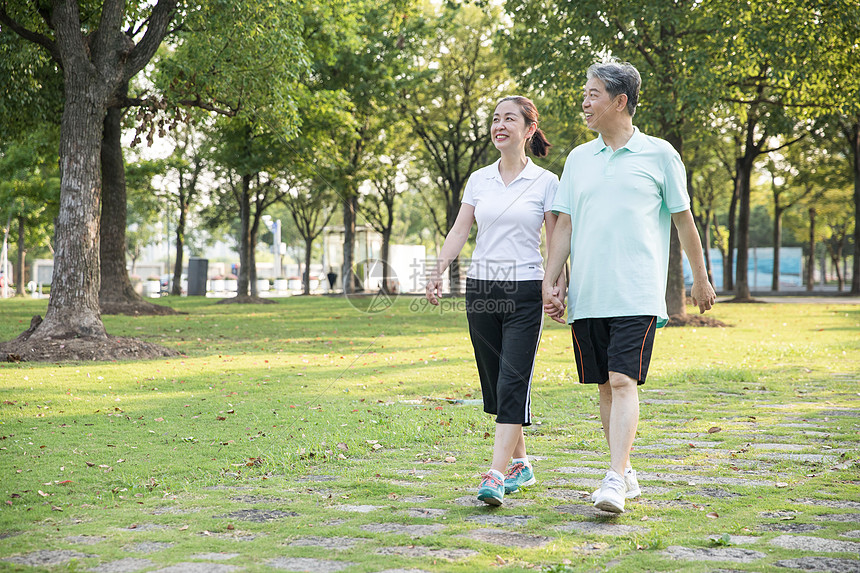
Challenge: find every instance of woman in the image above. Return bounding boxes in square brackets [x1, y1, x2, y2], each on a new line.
[425, 95, 564, 506]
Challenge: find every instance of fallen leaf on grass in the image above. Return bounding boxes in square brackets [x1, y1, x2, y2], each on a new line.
[178, 525, 188, 531]
[37, 491, 49, 498]
[706, 512, 719, 519]
[51, 505, 63, 511]
[336, 443, 348, 452]
[708, 426, 722, 434]
[444, 456, 456, 463]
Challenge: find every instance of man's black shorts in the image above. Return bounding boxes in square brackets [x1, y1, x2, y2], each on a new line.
[570, 316, 657, 385]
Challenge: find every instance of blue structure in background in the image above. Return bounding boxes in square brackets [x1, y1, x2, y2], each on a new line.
[683, 247, 803, 290]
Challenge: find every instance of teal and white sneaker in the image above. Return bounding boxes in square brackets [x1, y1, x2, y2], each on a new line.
[504, 462, 536, 494]
[477, 472, 505, 506]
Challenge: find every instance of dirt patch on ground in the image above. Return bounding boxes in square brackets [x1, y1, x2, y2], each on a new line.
[0, 332, 181, 363]
[665, 314, 728, 327]
[100, 300, 183, 316]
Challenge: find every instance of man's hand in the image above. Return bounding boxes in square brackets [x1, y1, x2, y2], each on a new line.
[690, 280, 716, 313]
[542, 280, 566, 323]
[425, 276, 442, 306]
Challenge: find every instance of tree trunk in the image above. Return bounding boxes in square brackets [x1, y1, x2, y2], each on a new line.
[237, 175, 252, 298]
[665, 153, 691, 317]
[702, 210, 713, 288]
[34, 76, 108, 339]
[99, 98, 176, 315]
[830, 247, 843, 291]
[725, 185, 738, 292]
[342, 193, 357, 294]
[666, 225, 686, 315]
[171, 203, 187, 296]
[771, 208, 782, 291]
[806, 207, 815, 292]
[733, 155, 754, 300]
[381, 227, 391, 294]
[15, 214, 25, 297]
[249, 224, 258, 297]
[447, 198, 461, 295]
[851, 120, 860, 294]
[303, 238, 312, 295]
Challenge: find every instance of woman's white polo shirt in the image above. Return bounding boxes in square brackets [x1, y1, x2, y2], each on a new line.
[462, 158, 558, 282]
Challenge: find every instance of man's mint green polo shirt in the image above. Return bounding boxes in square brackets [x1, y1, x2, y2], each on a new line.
[552, 127, 690, 327]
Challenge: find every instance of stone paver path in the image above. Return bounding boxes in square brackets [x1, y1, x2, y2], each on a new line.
[2, 388, 857, 572]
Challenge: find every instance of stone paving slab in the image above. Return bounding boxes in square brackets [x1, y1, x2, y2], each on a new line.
[662, 545, 767, 563]
[87, 557, 156, 573]
[360, 523, 445, 537]
[769, 534, 860, 553]
[793, 498, 860, 510]
[2, 549, 97, 566]
[465, 514, 534, 526]
[774, 556, 860, 572]
[556, 521, 649, 536]
[127, 541, 174, 553]
[706, 534, 761, 545]
[151, 565, 240, 573]
[375, 546, 478, 560]
[398, 507, 447, 518]
[460, 528, 553, 548]
[815, 513, 860, 523]
[287, 537, 364, 549]
[189, 553, 241, 560]
[214, 509, 299, 521]
[66, 535, 109, 545]
[266, 557, 354, 572]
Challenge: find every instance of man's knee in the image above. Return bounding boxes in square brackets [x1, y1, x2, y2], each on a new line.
[608, 371, 637, 391]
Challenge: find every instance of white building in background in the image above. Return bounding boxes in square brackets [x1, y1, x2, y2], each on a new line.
[321, 225, 426, 293]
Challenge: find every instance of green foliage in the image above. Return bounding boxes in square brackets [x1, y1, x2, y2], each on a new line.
[0, 125, 61, 258]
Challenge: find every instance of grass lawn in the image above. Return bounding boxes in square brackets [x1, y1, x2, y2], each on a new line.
[0, 295, 858, 572]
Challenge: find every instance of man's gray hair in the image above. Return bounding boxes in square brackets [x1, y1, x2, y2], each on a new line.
[587, 60, 641, 117]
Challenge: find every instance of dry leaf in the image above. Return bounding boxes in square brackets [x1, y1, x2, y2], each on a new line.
[444, 456, 456, 463]
[178, 525, 188, 531]
[336, 442, 348, 451]
[37, 490, 48, 498]
[706, 512, 719, 519]
[707, 426, 722, 434]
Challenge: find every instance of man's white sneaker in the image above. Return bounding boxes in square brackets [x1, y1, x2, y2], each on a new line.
[591, 468, 640, 501]
[594, 469, 626, 513]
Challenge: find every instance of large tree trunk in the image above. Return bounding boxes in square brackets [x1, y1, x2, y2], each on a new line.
[725, 185, 738, 292]
[37, 76, 108, 339]
[850, 120, 860, 294]
[171, 203, 187, 296]
[771, 208, 783, 292]
[381, 227, 392, 294]
[806, 207, 815, 292]
[99, 99, 176, 315]
[237, 175, 252, 298]
[303, 238, 312, 295]
[447, 198, 461, 295]
[702, 209, 713, 287]
[342, 193, 357, 294]
[733, 154, 754, 301]
[15, 215, 25, 297]
[666, 226, 686, 314]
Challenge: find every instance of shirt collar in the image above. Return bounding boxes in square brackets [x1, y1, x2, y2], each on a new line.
[487, 157, 543, 181]
[593, 126, 644, 154]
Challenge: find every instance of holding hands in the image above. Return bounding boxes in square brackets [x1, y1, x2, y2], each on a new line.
[542, 278, 566, 324]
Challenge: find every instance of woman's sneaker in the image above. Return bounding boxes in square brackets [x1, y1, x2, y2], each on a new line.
[591, 468, 640, 501]
[503, 462, 536, 494]
[477, 472, 505, 506]
[594, 469, 626, 513]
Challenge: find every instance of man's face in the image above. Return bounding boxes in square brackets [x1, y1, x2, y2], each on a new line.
[582, 77, 619, 132]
